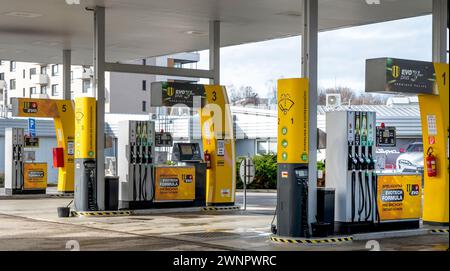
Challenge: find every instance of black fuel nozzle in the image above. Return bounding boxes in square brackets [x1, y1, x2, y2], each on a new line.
[348, 145, 354, 170]
[130, 144, 137, 164]
[360, 151, 368, 170]
[368, 146, 375, 170]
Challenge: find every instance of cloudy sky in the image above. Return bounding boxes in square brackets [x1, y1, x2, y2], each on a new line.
[197, 15, 435, 98]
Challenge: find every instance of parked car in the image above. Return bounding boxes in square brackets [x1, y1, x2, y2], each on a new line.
[396, 142, 424, 173]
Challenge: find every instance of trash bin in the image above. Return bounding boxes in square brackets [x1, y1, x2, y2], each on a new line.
[105, 176, 119, 211]
[316, 188, 335, 236]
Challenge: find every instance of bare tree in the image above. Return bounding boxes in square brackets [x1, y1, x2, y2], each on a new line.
[318, 86, 387, 105]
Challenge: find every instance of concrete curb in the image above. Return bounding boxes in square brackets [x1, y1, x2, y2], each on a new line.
[352, 229, 430, 241]
[236, 189, 276, 193]
[133, 207, 203, 215]
[0, 194, 74, 200]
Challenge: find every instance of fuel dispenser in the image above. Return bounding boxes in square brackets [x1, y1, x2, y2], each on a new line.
[326, 111, 377, 233]
[275, 78, 311, 238]
[151, 82, 236, 207]
[366, 58, 449, 224]
[4, 128, 25, 194]
[4, 128, 47, 194]
[11, 98, 75, 193]
[118, 120, 155, 209]
[74, 97, 97, 211]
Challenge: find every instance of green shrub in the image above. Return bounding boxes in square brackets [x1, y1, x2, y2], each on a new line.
[236, 154, 277, 189]
[235, 156, 327, 190]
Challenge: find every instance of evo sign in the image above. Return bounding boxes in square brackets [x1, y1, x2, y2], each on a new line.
[366, 58, 439, 95]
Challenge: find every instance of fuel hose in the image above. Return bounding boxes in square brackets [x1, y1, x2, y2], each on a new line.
[358, 171, 365, 222]
[365, 172, 372, 221]
[351, 171, 356, 223]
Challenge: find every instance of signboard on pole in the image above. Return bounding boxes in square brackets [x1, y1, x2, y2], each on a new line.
[366, 58, 439, 95]
[28, 118, 36, 137]
[239, 158, 255, 185]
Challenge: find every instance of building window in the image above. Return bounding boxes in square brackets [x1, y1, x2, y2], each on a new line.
[10, 79, 16, 90]
[142, 80, 147, 91]
[51, 84, 58, 96]
[40, 66, 47, 75]
[40, 86, 47, 94]
[30, 87, 37, 94]
[23, 69, 26, 79]
[82, 80, 90, 93]
[29, 68, 36, 79]
[256, 140, 277, 155]
[10, 61, 16, 72]
[0, 73, 4, 80]
[142, 59, 146, 66]
[52, 64, 59, 76]
[142, 101, 147, 112]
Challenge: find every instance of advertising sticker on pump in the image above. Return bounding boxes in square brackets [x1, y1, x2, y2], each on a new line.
[377, 175, 422, 221]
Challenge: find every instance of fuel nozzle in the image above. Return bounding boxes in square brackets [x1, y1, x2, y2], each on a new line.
[368, 146, 375, 170]
[360, 147, 368, 170]
[348, 145, 358, 170]
[130, 144, 137, 164]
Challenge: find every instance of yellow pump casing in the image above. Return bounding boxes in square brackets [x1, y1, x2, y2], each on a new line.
[419, 63, 449, 224]
[277, 78, 309, 163]
[74, 97, 97, 159]
[200, 85, 236, 205]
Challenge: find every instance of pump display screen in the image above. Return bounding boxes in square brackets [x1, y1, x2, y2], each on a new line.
[376, 127, 396, 147]
[173, 143, 202, 161]
[180, 145, 193, 155]
[295, 169, 308, 178]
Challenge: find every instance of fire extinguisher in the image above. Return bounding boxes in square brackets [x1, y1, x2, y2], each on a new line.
[204, 151, 212, 169]
[426, 147, 437, 177]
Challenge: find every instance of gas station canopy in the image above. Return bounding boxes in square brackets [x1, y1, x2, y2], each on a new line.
[0, 0, 431, 65]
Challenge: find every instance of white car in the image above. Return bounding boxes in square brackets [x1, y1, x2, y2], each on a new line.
[396, 142, 424, 173]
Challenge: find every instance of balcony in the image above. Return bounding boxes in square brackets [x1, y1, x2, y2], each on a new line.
[31, 74, 50, 85]
[78, 69, 93, 80]
[31, 93, 49, 99]
[0, 80, 6, 90]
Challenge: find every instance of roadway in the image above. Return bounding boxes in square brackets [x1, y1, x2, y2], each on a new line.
[0, 191, 448, 251]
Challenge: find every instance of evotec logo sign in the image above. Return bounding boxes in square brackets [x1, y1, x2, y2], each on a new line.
[23, 102, 38, 113]
[381, 189, 404, 202]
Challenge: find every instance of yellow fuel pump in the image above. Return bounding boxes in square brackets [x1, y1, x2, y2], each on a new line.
[11, 98, 75, 193]
[418, 63, 449, 224]
[366, 58, 449, 225]
[150, 82, 236, 206]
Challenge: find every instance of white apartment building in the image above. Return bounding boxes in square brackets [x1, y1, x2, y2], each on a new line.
[0, 52, 199, 115]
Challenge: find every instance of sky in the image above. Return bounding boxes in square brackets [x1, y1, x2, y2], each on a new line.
[197, 15, 435, 98]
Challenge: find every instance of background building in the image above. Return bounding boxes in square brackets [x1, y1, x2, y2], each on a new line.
[0, 52, 199, 115]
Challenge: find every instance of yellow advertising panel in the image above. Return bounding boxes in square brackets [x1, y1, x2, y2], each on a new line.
[23, 163, 47, 190]
[11, 98, 75, 193]
[418, 63, 449, 224]
[74, 97, 96, 159]
[377, 174, 422, 221]
[201, 85, 236, 205]
[154, 166, 195, 201]
[277, 78, 309, 164]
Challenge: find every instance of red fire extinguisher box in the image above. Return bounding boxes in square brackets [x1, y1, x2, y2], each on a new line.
[53, 148, 64, 168]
